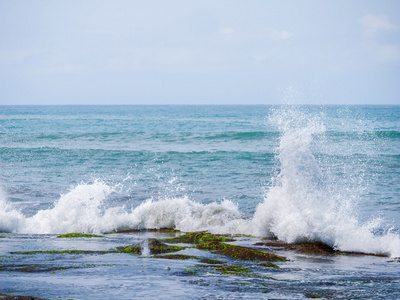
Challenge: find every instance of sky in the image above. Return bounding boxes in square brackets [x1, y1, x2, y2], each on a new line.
[0, 0, 399, 105]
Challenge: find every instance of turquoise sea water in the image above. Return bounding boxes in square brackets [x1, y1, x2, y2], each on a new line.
[0, 105, 399, 299]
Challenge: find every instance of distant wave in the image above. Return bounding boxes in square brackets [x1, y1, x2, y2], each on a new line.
[201, 131, 279, 140]
[326, 130, 400, 139]
[4, 130, 398, 147]
[8, 131, 279, 142]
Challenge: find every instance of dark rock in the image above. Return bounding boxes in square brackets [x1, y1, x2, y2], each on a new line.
[255, 239, 387, 257]
[196, 241, 286, 262]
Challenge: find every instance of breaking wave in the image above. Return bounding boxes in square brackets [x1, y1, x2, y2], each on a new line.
[0, 181, 250, 236]
[252, 106, 400, 257]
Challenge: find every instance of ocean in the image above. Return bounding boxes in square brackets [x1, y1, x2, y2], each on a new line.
[0, 105, 399, 299]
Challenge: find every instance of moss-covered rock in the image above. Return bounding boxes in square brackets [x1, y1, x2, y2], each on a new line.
[305, 292, 324, 298]
[115, 245, 142, 254]
[162, 231, 234, 244]
[153, 254, 225, 265]
[214, 265, 252, 275]
[199, 258, 225, 265]
[196, 263, 259, 277]
[196, 241, 286, 262]
[153, 254, 199, 260]
[11, 250, 114, 255]
[255, 240, 387, 257]
[0, 263, 79, 273]
[0, 293, 46, 300]
[106, 228, 180, 234]
[57, 233, 103, 238]
[117, 238, 185, 255]
[257, 261, 280, 268]
[255, 240, 335, 255]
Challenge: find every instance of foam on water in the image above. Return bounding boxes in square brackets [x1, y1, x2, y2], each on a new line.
[1, 106, 399, 257]
[22, 181, 115, 234]
[0, 188, 25, 232]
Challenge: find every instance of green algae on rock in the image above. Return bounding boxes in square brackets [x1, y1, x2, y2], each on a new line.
[196, 241, 286, 262]
[10, 250, 115, 255]
[160, 231, 287, 263]
[305, 292, 325, 298]
[196, 263, 262, 278]
[255, 240, 388, 257]
[117, 238, 185, 255]
[0, 293, 46, 300]
[153, 254, 225, 265]
[115, 245, 142, 254]
[214, 265, 252, 275]
[106, 228, 181, 234]
[10, 239, 184, 257]
[57, 233, 104, 238]
[162, 231, 234, 244]
[153, 254, 199, 260]
[0, 263, 80, 273]
[198, 258, 225, 265]
[257, 261, 280, 269]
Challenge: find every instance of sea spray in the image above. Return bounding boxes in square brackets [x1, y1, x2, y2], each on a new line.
[0, 188, 24, 233]
[253, 106, 400, 257]
[22, 180, 116, 234]
[141, 239, 150, 257]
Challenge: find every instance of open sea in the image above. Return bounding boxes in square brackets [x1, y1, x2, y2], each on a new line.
[0, 105, 399, 299]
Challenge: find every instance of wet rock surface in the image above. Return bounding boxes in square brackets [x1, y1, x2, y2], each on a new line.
[116, 238, 185, 255]
[2, 230, 394, 300]
[255, 239, 388, 257]
[0, 294, 45, 300]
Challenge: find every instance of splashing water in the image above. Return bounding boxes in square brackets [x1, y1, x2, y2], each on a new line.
[253, 106, 400, 257]
[0, 188, 25, 233]
[141, 239, 150, 257]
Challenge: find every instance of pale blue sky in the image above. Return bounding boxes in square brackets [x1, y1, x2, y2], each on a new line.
[0, 0, 399, 105]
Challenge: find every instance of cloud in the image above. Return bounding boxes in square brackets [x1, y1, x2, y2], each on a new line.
[361, 14, 396, 36]
[265, 28, 293, 40]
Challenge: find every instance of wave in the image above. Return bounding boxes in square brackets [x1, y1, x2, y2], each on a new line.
[202, 131, 278, 140]
[0, 181, 251, 236]
[2, 131, 278, 142]
[1, 106, 399, 258]
[326, 130, 400, 140]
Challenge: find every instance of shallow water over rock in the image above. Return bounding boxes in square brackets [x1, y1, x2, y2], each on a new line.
[0, 231, 399, 299]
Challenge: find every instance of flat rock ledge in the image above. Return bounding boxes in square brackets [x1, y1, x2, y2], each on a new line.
[0, 294, 45, 300]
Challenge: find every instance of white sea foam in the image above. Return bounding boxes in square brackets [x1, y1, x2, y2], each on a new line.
[0, 181, 250, 236]
[0, 188, 24, 233]
[21, 180, 116, 234]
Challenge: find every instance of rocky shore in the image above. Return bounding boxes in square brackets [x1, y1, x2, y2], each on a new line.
[1, 229, 391, 299]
